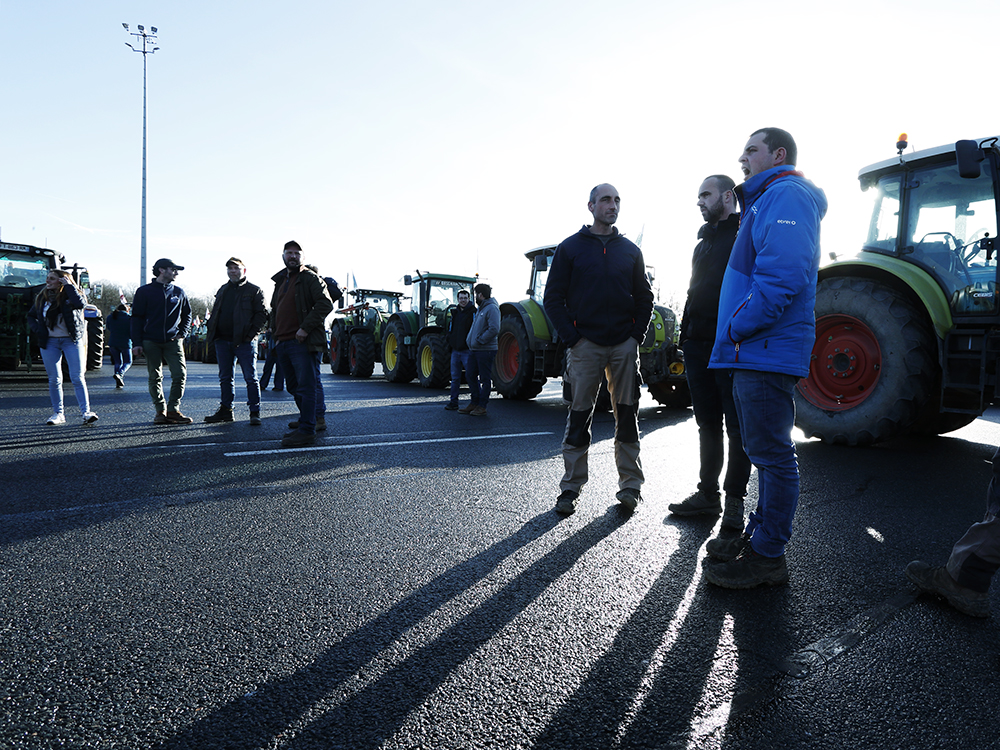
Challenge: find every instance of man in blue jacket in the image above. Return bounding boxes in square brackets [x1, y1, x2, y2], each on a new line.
[131, 258, 194, 425]
[544, 183, 654, 516]
[705, 129, 828, 588]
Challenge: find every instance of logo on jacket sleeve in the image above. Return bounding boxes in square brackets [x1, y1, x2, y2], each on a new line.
[776, 219, 797, 225]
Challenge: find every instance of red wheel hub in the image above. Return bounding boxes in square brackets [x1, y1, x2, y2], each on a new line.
[798, 314, 882, 411]
[497, 334, 519, 381]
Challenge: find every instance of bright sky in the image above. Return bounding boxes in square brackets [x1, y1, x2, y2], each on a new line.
[2, 0, 997, 308]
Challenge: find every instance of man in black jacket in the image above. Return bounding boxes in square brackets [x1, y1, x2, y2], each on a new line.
[204, 257, 269, 425]
[131, 258, 193, 425]
[668, 175, 752, 533]
[543, 183, 654, 516]
[445, 289, 476, 410]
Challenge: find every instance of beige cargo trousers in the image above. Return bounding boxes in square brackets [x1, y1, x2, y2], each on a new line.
[560, 337, 643, 495]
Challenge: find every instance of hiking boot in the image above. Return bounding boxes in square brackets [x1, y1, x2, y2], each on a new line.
[905, 561, 989, 618]
[705, 546, 789, 589]
[668, 490, 722, 517]
[721, 495, 745, 533]
[113, 373, 124, 388]
[444, 402, 459, 411]
[165, 411, 193, 425]
[204, 406, 235, 423]
[458, 404, 476, 414]
[46, 413, 65, 425]
[249, 411, 262, 426]
[153, 412, 169, 425]
[281, 431, 316, 448]
[82, 412, 99, 425]
[706, 532, 750, 562]
[616, 487, 641, 512]
[470, 406, 488, 416]
[555, 490, 580, 516]
[288, 416, 326, 431]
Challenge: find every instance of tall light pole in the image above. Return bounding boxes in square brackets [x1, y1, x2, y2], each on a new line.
[123, 23, 159, 287]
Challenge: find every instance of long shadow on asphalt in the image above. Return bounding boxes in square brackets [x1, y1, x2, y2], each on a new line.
[528, 520, 797, 749]
[149, 508, 629, 749]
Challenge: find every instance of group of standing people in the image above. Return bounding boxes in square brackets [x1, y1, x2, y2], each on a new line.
[29, 245, 338, 450]
[540, 127, 828, 591]
[445, 283, 500, 416]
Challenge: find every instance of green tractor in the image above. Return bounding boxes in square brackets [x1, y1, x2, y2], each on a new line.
[382, 271, 479, 388]
[493, 245, 689, 407]
[0, 242, 102, 371]
[795, 135, 1000, 445]
[329, 288, 404, 378]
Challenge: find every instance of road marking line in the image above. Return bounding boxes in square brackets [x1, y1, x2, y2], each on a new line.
[224, 431, 556, 458]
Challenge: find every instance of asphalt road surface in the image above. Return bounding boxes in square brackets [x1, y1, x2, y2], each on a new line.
[2, 360, 999, 749]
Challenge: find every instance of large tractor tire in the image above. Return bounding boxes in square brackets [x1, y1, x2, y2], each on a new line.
[495, 315, 544, 400]
[795, 277, 936, 446]
[349, 332, 376, 378]
[417, 333, 450, 389]
[382, 321, 416, 383]
[330, 321, 350, 374]
[86, 317, 104, 371]
[648, 381, 691, 409]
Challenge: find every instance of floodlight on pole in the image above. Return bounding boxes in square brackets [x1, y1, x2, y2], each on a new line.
[122, 23, 159, 287]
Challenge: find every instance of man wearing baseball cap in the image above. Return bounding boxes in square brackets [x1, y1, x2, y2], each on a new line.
[131, 258, 194, 424]
[204, 258, 269, 425]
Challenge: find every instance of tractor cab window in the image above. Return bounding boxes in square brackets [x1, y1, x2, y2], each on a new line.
[0, 253, 50, 288]
[863, 176, 902, 252]
[530, 253, 552, 300]
[905, 163, 998, 315]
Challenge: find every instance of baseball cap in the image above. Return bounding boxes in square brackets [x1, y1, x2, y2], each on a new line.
[152, 258, 185, 271]
[226, 257, 245, 268]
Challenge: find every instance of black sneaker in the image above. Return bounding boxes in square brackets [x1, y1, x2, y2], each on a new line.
[668, 490, 722, 517]
[249, 412, 262, 426]
[281, 431, 316, 448]
[113, 373, 124, 389]
[616, 487, 641, 512]
[444, 402, 459, 411]
[706, 533, 750, 561]
[555, 490, 579, 516]
[204, 407, 235, 423]
[704, 546, 789, 589]
[905, 561, 989, 618]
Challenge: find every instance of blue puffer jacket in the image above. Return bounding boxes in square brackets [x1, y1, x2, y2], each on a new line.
[709, 165, 828, 377]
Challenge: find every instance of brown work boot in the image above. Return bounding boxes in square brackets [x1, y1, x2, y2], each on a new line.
[153, 412, 169, 425]
[458, 404, 476, 414]
[165, 411, 193, 425]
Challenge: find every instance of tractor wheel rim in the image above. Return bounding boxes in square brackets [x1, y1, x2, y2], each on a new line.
[798, 314, 882, 411]
[385, 333, 397, 369]
[497, 334, 519, 380]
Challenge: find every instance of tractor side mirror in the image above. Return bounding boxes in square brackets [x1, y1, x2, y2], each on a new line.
[533, 255, 547, 271]
[403, 275, 413, 285]
[956, 140, 984, 179]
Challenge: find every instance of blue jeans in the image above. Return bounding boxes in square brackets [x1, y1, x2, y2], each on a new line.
[109, 346, 132, 377]
[732, 369, 799, 558]
[275, 339, 320, 435]
[214, 340, 261, 411]
[467, 350, 495, 407]
[449, 349, 471, 404]
[684, 339, 752, 499]
[39, 336, 91, 417]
